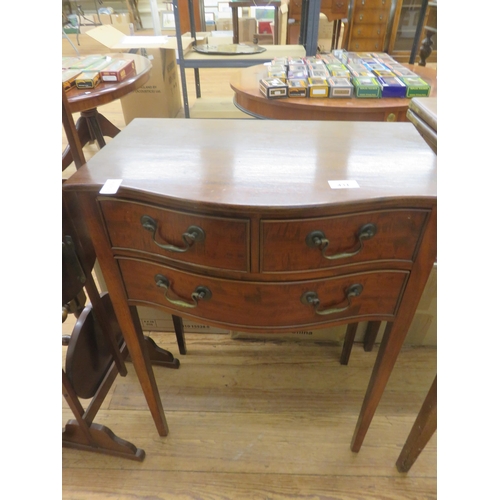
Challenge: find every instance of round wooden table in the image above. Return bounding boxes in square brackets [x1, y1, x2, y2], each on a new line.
[230, 64, 437, 122]
[63, 53, 152, 170]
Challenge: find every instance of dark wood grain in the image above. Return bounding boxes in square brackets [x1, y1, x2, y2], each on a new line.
[63, 118, 437, 452]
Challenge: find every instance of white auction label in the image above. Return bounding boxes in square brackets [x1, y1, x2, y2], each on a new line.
[328, 180, 360, 189]
[99, 179, 123, 194]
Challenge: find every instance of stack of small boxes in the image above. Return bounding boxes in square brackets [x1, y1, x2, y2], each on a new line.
[259, 51, 431, 100]
[62, 55, 137, 92]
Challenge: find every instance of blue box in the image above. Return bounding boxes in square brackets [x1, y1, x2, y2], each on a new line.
[377, 76, 407, 98]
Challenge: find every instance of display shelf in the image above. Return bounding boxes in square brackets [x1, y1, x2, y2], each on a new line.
[172, 0, 319, 118]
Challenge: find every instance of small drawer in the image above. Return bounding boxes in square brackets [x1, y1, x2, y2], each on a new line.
[323, 0, 349, 17]
[261, 209, 428, 273]
[349, 37, 385, 52]
[352, 10, 389, 24]
[350, 24, 384, 39]
[354, 0, 390, 10]
[99, 198, 250, 272]
[118, 257, 409, 329]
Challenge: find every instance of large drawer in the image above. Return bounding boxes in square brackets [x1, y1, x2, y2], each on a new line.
[118, 257, 409, 329]
[351, 10, 390, 25]
[99, 198, 250, 272]
[260, 209, 428, 273]
[350, 24, 384, 39]
[349, 38, 385, 52]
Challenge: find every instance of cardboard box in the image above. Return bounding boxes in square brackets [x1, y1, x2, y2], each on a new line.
[239, 18, 257, 43]
[93, 13, 113, 25]
[137, 306, 229, 334]
[216, 18, 233, 31]
[111, 13, 131, 26]
[86, 25, 186, 123]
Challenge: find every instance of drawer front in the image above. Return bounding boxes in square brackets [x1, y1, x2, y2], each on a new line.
[261, 210, 428, 273]
[99, 199, 250, 272]
[350, 24, 384, 39]
[322, 0, 349, 18]
[350, 38, 385, 51]
[353, 0, 390, 10]
[352, 10, 389, 24]
[118, 257, 409, 329]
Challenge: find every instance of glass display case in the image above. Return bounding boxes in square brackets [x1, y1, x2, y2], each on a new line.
[388, 0, 437, 62]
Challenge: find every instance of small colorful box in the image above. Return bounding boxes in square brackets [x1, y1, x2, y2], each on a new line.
[259, 77, 288, 98]
[287, 79, 308, 97]
[352, 77, 381, 98]
[328, 67, 351, 79]
[288, 57, 305, 65]
[307, 77, 329, 98]
[391, 67, 418, 78]
[268, 65, 287, 79]
[62, 57, 81, 70]
[399, 76, 431, 97]
[377, 76, 407, 98]
[100, 58, 136, 82]
[287, 64, 308, 79]
[75, 71, 101, 89]
[326, 77, 354, 98]
[373, 69, 396, 78]
[309, 68, 329, 79]
[69, 55, 107, 70]
[62, 69, 81, 92]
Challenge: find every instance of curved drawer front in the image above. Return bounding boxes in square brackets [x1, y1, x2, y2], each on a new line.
[261, 209, 428, 273]
[118, 258, 409, 329]
[99, 198, 250, 272]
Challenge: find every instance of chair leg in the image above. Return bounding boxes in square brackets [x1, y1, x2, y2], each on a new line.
[363, 321, 381, 351]
[172, 315, 187, 354]
[340, 323, 358, 365]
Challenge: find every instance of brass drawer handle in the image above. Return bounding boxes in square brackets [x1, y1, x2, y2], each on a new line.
[141, 215, 205, 253]
[155, 274, 212, 309]
[301, 284, 363, 316]
[305, 223, 377, 260]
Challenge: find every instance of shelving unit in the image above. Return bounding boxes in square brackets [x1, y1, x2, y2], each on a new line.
[172, 0, 323, 118]
[387, 0, 437, 63]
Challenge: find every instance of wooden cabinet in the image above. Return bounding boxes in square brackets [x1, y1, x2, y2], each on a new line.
[346, 0, 392, 52]
[287, 0, 349, 45]
[63, 118, 437, 451]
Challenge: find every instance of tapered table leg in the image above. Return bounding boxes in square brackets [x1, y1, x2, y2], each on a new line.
[396, 375, 437, 472]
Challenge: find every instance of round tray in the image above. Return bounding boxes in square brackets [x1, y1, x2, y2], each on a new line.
[193, 43, 266, 55]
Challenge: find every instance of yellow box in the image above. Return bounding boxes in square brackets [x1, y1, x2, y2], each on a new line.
[75, 71, 101, 89]
[307, 77, 329, 98]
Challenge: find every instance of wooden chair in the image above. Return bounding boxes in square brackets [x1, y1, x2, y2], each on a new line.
[62, 89, 185, 459]
[62, 86, 188, 355]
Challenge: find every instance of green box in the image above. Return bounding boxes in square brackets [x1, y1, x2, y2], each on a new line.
[399, 76, 431, 98]
[352, 77, 381, 98]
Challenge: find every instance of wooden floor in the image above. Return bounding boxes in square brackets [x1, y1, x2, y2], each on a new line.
[62, 33, 437, 499]
[62, 328, 437, 499]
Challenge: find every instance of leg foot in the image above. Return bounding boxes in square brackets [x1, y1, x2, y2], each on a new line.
[62, 420, 145, 461]
[143, 336, 180, 369]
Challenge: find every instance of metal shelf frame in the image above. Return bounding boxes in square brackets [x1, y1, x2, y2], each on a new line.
[172, 0, 321, 117]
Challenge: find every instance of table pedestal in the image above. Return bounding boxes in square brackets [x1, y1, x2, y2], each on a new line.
[62, 109, 121, 170]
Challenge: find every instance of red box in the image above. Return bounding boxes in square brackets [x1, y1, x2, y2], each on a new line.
[259, 21, 272, 34]
[100, 58, 136, 82]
